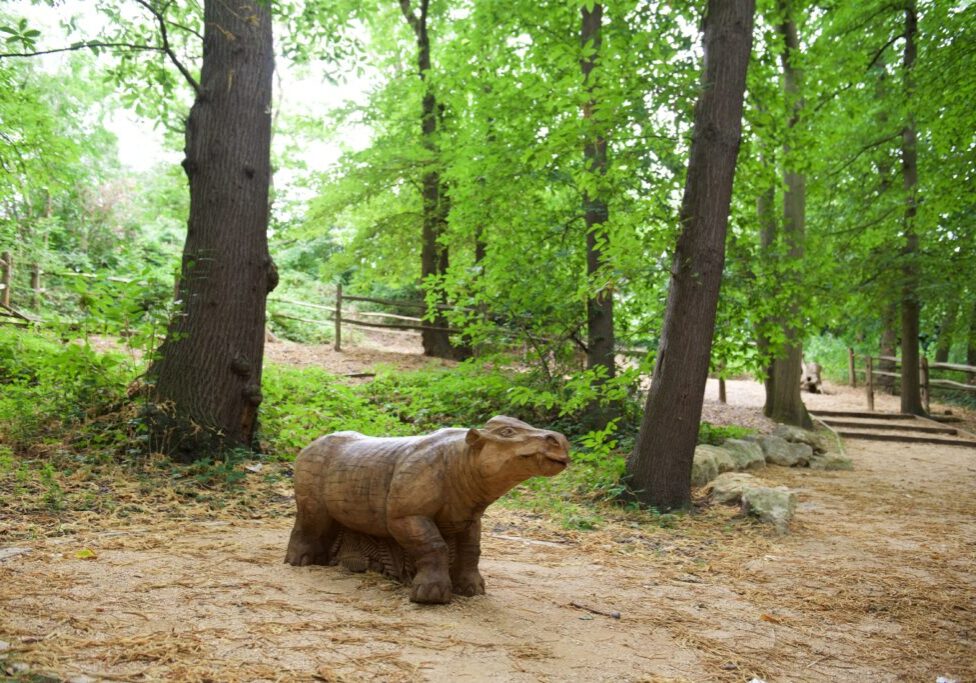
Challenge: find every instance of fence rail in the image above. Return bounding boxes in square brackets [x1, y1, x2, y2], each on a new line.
[0, 264, 650, 362]
[851, 346, 976, 412]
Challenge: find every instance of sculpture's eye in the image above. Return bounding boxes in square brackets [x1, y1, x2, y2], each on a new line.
[500, 427, 515, 437]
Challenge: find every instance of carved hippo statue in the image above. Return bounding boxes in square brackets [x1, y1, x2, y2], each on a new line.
[801, 361, 823, 393]
[285, 415, 570, 604]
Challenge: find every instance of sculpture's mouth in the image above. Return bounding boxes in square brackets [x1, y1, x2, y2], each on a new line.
[542, 451, 570, 466]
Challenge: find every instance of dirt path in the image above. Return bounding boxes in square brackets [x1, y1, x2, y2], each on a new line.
[2, 340, 975, 681]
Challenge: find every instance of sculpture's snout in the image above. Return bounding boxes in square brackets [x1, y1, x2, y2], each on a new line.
[544, 433, 571, 465]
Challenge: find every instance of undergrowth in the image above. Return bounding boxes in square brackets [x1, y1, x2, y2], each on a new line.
[0, 327, 757, 533]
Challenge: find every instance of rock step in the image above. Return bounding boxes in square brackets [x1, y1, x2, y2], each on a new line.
[831, 430, 976, 448]
[811, 410, 919, 420]
[811, 409, 962, 424]
[820, 419, 958, 435]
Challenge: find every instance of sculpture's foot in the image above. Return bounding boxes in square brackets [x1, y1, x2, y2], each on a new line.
[285, 529, 328, 566]
[452, 570, 485, 597]
[410, 571, 452, 604]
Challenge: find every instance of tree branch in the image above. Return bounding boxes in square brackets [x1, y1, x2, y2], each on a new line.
[0, 41, 163, 59]
[398, 0, 420, 35]
[133, 0, 201, 95]
[866, 31, 903, 72]
[828, 130, 902, 177]
[165, 19, 204, 41]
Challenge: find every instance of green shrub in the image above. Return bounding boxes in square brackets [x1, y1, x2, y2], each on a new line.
[698, 421, 754, 445]
[0, 328, 130, 450]
[259, 364, 411, 456]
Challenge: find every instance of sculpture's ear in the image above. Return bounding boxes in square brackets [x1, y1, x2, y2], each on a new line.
[465, 428, 483, 447]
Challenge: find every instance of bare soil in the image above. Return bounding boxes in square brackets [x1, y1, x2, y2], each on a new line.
[2, 334, 974, 682]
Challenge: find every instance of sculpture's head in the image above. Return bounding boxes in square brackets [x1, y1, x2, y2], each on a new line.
[465, 416, 570, 490]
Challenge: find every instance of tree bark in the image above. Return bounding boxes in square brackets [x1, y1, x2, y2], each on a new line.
[580, 3, 617, 430]
[900, 0, 925, 415]
[400, 0, 464, 360]
[626, 0, 755, 510]
[147, 0, 276, 461]
[762, 0, 812, 429]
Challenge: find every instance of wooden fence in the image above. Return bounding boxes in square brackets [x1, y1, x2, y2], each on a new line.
[849, 346, 976, 412]
[0, 252, 40, 326]
[269, 284, 466, 352]
[3, 260, 653, 363]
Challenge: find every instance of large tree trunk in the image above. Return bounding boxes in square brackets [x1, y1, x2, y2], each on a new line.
[626, 0, 754, 510]
[148, 0, 275, 461]
[900, 0, 925, 416]
[580, 3, 617, 430]
[400, 0, 464, 360]
[762, 0, 812, 429]
[879, 301, 899, 394]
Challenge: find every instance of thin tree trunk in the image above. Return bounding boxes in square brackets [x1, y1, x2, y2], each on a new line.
[762, 0, 812, 429]
[626, 0, 755, 510]
[934, 300, 958, 363]
[967, 298, 976, 368]
[900, 0, 925, 415]
[147, 0, 275, 461]
[400, 0, 462, 360]
[879, 301, 899, 394]
[580, 3, 617, 430]
[872, 55, 900, 394]
[755, 154, 775, 374]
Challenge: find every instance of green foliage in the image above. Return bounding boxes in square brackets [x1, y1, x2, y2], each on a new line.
[259, 364, 411, 455]
[0, 328, 130, 450]
[697, 422, 754, 446]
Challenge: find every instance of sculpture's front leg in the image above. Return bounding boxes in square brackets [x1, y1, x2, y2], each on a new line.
[451, 518, 485, 596]
[388, 515, 452, 604]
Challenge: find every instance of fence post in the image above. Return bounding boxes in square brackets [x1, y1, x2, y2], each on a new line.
[0, 251, 10, 308]
[866, 355, 875, 411]
[334, 283, 342, 352]
[920, 356, 930, 413]
[718, 377, 727, 404]
[848, 347, 856, 388]
[30, 263, 41, 309]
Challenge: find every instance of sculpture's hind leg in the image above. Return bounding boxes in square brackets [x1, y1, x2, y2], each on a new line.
[285, 498, 337, 566]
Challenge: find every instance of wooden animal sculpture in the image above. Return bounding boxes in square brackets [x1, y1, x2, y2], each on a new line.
[801, 361, 823, 393]
[285, 415, 570, 603]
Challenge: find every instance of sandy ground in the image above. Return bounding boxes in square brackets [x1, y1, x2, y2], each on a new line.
[2, 336, 975, 682]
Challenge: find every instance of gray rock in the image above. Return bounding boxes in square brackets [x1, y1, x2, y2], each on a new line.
[67, 676, 97, 683]
[0, 640, 8, 653]
[696, 445, 736, 473]
[691, 448, 719, 487]
[722, 439, 766, 470]
[809, 452, 854, 471]
[772, 424, 831, 452]
[707, 472, 760, 504]
[741, 486, 797, 533]
[759, 435, 812, 467]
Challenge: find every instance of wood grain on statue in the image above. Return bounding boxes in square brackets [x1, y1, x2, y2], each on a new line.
[285, 416, 570, 603]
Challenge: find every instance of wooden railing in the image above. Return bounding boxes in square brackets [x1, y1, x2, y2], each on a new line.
[855, 349, 976, 411]
[268, 284, 465, 352]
